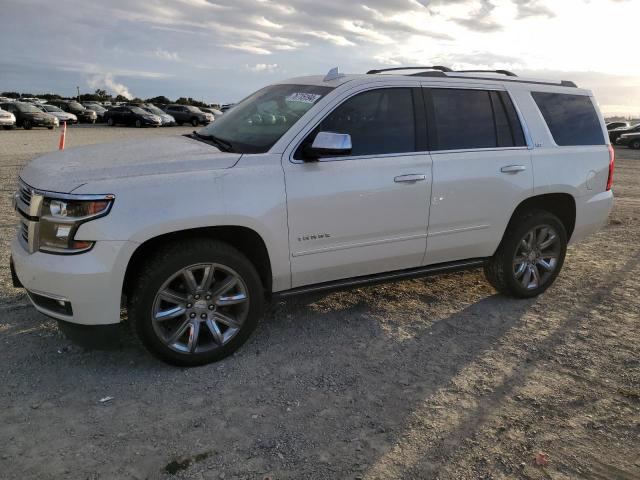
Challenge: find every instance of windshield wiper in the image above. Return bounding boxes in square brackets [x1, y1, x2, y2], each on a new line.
[190, 131, 234, 152]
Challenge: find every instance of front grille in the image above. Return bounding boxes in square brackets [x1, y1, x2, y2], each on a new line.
[20, 221, 29, 244]
[19, 181, 32, 208]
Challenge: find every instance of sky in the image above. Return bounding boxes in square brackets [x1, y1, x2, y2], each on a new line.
[1, 0, 639, 116]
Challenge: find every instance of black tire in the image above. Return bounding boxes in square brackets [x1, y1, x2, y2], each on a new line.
[128, 239, 264, 366]
[191, 117, 199, 127]
[630, 139, 640, 150]
[47, 126, 54, 130]
[107, 117, 115, 126]
[135, 119, 142, 128]
[3, 125, 14, 130]
[23, 120, 32, 130]
[484, 210, 567, 298]
[177, 121, 183, 126]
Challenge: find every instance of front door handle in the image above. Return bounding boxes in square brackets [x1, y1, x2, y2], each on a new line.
[394, 174, 426, 183]
[500, 165, 527, 174]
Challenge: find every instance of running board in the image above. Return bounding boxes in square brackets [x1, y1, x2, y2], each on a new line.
[274, 258, 487, 298]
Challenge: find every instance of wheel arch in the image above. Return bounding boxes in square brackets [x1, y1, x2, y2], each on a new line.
[122, 225, 273, 302]
[506, 193, 576, 241]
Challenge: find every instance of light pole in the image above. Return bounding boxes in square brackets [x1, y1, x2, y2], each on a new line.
[76, 86, 80, 101]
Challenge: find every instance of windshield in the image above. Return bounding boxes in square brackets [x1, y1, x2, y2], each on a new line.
[16, 103, 41, 113]
[144, 105, 164, 116]
[198, 84, 333, 153]
[44, 105, 63, 113]
[87, 105, 106, 112]
[130, 107, 148, 115]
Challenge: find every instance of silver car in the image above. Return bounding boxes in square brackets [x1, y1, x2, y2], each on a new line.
[38, 104, 78, 124]
[0, 106, 16, 129]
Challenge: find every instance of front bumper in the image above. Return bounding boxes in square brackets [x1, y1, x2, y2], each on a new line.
[31, 117, 56, 127]
[11, 236, 138, 325]
[0, 117, 15, 126]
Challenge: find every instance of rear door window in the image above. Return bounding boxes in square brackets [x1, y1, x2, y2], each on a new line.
[531, 92, 605, 146]
[431, 89, 495, 150]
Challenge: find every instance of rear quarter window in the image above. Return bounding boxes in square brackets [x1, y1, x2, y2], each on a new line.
[531, 92, 604, 146]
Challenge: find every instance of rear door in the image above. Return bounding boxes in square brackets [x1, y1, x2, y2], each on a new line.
[283, 84, 432, 287]
[422, 84, 533, 265]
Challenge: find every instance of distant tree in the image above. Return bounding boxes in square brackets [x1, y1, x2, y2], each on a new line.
[94, 89, 108, 99]
[1, 91, 20, 98]
[174, 96, 208, 108]
[145, 95, 171, 105]
[175, 97, 190, 105]
[129, 97, 144, 104]
[19, 93, 35, 98]
[37, 93, 63, 101]
[114, 94, 130, 103]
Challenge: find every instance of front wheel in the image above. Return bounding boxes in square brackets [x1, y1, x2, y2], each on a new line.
[23, 120, 32, 130]
[107, 117, 114, 126]
[190, 117, 199, 127]
[135, 119, 142, 128]
[484, 210, 567, 298]
[128, 239, 264, 366]
[630, 139, 640, 150]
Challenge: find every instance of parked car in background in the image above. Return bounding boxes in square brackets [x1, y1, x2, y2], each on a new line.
[48, 100, 97, 124]
[0, 101, 57, 129]
[84, 104, 108, 122]
[0, 106, 17, 129]
[104, 105, 162, 127]
[606, 121, 629, 130]
[220, 103, 235, 112]
[134, 103, 176, 126]
[199, 107, 224, 119]
[37, 104, 78, 124]
[616, 132, 640, 149]
[608, 123, 640, 143]
[163, 104, 213, 126]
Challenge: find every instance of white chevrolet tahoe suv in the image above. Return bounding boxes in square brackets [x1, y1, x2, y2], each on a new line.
[11, 67, 614, 366]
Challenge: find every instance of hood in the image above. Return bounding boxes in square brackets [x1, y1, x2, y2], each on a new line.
[20, 135, 241, 193]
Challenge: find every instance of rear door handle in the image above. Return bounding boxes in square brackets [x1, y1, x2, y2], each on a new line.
[500, 165, 527, 174]
[394, 174, 426, 183]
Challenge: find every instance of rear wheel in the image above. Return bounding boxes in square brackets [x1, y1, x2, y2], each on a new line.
[191, 117, 199, 127]
[107, 117, 114, 126]
[135, 119, 142, 128]
[484, 210, 567, 298]
[128, 239, 264, 366]
[630, 139, 640, 150]
[23, 120, 32, 130]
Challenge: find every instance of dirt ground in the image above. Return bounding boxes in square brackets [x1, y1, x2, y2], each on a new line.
[0, 126, 638, 480]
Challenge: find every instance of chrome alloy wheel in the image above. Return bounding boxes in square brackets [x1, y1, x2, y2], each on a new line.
[513, 225, 561, 290]
[151, 263, 249, 354]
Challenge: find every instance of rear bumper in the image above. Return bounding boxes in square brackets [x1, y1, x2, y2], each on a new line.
[11, 236, 138, 325]
[571, 190, 614, 244]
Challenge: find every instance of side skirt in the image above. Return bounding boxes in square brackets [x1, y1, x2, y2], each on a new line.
[273, 258, 488, 299]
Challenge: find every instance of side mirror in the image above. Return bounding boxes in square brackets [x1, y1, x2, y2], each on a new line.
[304, 132, 352, 160]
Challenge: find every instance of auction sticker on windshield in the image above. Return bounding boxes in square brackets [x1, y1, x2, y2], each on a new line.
[286, 93, 322, 104]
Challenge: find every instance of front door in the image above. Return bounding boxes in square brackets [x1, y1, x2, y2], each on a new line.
[283, 86, 432, 287]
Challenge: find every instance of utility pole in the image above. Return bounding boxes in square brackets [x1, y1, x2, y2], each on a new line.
[76, 86, 80, 101]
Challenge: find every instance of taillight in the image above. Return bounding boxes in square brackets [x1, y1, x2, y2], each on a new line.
[606, 144, 615, 191]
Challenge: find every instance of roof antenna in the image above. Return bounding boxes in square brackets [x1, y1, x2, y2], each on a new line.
[323, 67, 345, 82]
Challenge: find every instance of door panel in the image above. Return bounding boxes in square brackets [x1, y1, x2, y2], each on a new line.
[284, 154, 432, 287]
[424, 148, 532, 264]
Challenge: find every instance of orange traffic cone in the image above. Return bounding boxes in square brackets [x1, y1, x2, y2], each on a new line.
[58, 121, 67, 150]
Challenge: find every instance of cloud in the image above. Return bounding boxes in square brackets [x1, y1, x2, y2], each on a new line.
[511, 0, 555, 18]
[247, 63, 278, 72]
[154, 48, 179, 61]
[87, 73, 134, 99]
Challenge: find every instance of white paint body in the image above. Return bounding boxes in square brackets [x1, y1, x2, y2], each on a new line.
[12, 73, 613, 325]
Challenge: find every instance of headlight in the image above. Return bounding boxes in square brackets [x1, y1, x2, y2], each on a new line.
[38, 196, 114, 253]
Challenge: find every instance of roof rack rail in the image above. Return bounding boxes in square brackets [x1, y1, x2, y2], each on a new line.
[367, 66, 452, 74]
[455, 69, 517, 77]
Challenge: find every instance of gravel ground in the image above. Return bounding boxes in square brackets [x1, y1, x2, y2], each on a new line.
[0, 126, 638, 480]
